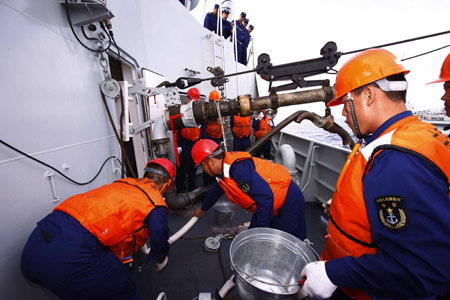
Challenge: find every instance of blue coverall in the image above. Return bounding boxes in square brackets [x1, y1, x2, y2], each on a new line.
[233, 21, 245, 64]
[230, 116, 251, 151]
[241, 28, 250, 65]
[201, 158, 307, 240]
[221, 19, 232, 39]
[326, 111, 450, 299]
[21, 209, 169, 300]
[175, 132, 198, 192]
[203, 12, 217, 33]
[252, 113, 274, 159]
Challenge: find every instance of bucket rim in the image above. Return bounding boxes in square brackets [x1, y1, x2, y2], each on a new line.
[229, 228, 319, 295]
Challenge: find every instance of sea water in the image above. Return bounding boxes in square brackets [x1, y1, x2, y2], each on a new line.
[279, 116, 355, 150]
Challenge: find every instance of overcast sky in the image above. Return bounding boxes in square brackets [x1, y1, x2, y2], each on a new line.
[191, 0, 450, 117]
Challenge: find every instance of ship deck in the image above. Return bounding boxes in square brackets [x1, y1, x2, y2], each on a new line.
[131, 201, 327, 299]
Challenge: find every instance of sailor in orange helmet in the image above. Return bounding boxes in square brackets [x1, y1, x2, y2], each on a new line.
[175, 87, 201, 193]
[428, 52, 450, 136]
[201, 91, 224, 145]
[21, 158, 175, 300]
[201, 90, 224, 185]
[298, 49, 450, 299]
[191, 139, 306, 240]
[230, 109, 252, 151]
[252, 108, 274, 159]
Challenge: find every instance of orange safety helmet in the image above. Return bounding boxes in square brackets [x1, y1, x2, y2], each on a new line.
[328, 48, 410, 107]
[191, 139, 220, 167]
[187, 88, 200, 101]
[428, 53, 450, 84]
[144, 158, 175, 189]
[209, 90, 221, 102]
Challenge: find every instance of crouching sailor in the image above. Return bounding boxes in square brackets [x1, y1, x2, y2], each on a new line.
[20, 158, 175, 300]
[191, 139, 307, 240]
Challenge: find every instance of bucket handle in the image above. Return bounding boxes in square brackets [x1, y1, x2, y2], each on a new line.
[302, 239, 321, 261]
[231, 240, 319, 289]
[231, 264, 301, 288]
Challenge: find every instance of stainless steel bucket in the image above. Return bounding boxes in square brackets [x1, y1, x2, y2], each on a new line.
[213, 200, 236, 227]
[230, 228, 319, 299]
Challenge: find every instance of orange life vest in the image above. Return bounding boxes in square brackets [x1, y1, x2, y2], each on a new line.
[206, 118, 223, 139]
[217, 152, 292, 213]
[322, 115, 450, 300]
[55, 178, 167, 263]
[180, 127, 200, 141]
[232, 114, 251, 138]
[254, 115, 272, 139]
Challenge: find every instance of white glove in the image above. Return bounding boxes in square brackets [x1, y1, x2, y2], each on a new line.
[177, 147, 182, 155]
[298, 261, 337, 299]
[268, 120, 274, 127]
[155, 256, 168, 272]
[255, 112, 264, 120]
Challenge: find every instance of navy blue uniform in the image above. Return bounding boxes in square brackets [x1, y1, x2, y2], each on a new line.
[241, 27, 250, 65]
[201, 159, 307, 240]
[230, 116, 251, 151]
[221, 19, 232, 39]
[175, 132, 199, 192]
[326, 111, 450, 298]
[21, 209, 169, 300]
[203, 12, 217, 33]
[234, 21, 246, 64]
[252, 114, 274, 159]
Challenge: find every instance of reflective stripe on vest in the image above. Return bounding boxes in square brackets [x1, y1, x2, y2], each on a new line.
[55, 178, 167, 262]
[322, 115, 450, 300]
[233, 115, 251, 138]
[206, 119, 223, 139]
[254, 115, 272, 139]
[217, 152, 291, 213]
[181, 127, 200, 141]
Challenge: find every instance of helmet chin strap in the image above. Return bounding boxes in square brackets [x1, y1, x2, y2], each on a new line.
[347, 92, 365, 139]
[203, 158, 215, 176]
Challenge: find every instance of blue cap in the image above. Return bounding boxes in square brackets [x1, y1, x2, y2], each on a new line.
[249, 25, 254, 30]
[223, 9, 230, 14]
[214, 4, 219, 9]
[243, 18, 249, 24]
[241, 12, 246, 18]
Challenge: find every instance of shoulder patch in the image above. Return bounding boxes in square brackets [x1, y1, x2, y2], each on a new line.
[238, 180, 250, 193]
[375, 196, 407, 231]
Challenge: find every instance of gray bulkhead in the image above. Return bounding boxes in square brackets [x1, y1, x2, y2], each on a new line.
[0, 0, 257, 298]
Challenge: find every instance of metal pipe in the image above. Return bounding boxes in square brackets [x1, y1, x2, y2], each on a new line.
[166, 86, 335, 130]
[297, 112, 355, 149]
[249, 86, 335, 112]
[247, 110, 307, 153]
[247, 110, 355, 153]
[164, 184, 215, 210]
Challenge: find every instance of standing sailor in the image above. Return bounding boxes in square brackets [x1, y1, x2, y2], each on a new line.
[298, 49, 450, 299]
[21, 159, 176, 300]
[252, 109, 274, 159]
[428, 52, 450, 136]
[220, 9, 232, 40]
[241, 18, 250, 65]
[231, 112, 252, 151]
[191, 139, 307, 240]
[176, 88, 201, 193]
[233, 12, 246, 63]
[203, 4, 219, 33]
[201, 90, 224, 185]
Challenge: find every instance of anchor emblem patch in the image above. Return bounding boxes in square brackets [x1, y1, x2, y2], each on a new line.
[375, 196, 407, 231]
[238, 180, 250, 193]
